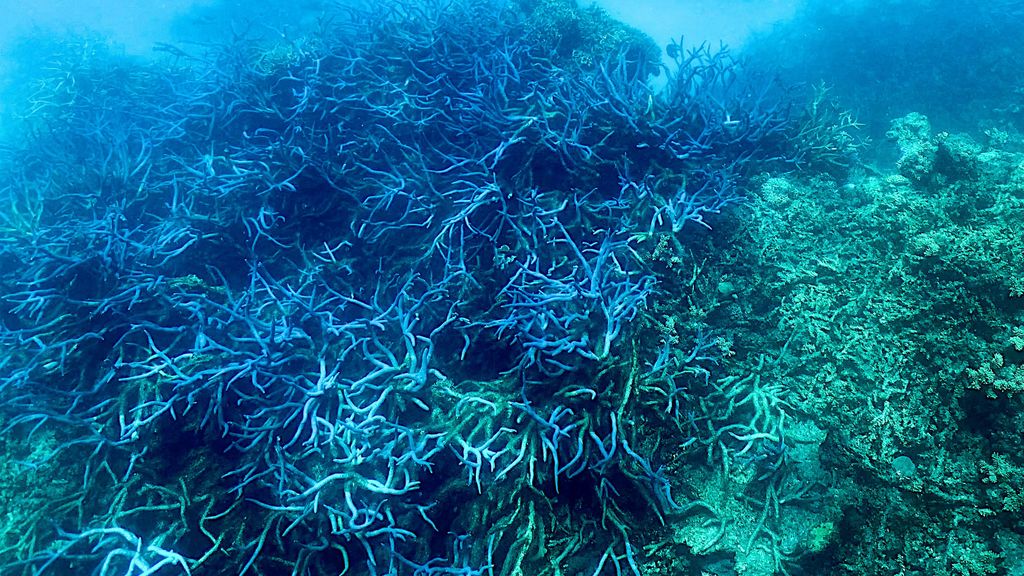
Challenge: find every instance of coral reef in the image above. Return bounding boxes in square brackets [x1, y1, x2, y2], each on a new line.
[0, 1, 848, 575]
[14, 1, 1019, 575]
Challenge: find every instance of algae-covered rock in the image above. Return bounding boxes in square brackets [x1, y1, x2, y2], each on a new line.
[935, 132, 982, 179]
[711, 120, 1024, 575]
[511, 0, 661, 73]
[887, 112, 938, 182]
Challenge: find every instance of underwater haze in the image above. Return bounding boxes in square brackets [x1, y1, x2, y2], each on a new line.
[2, 1, 1024, 575]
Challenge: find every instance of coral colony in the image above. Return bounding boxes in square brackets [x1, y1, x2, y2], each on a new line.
[0, 1, 857, 574]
